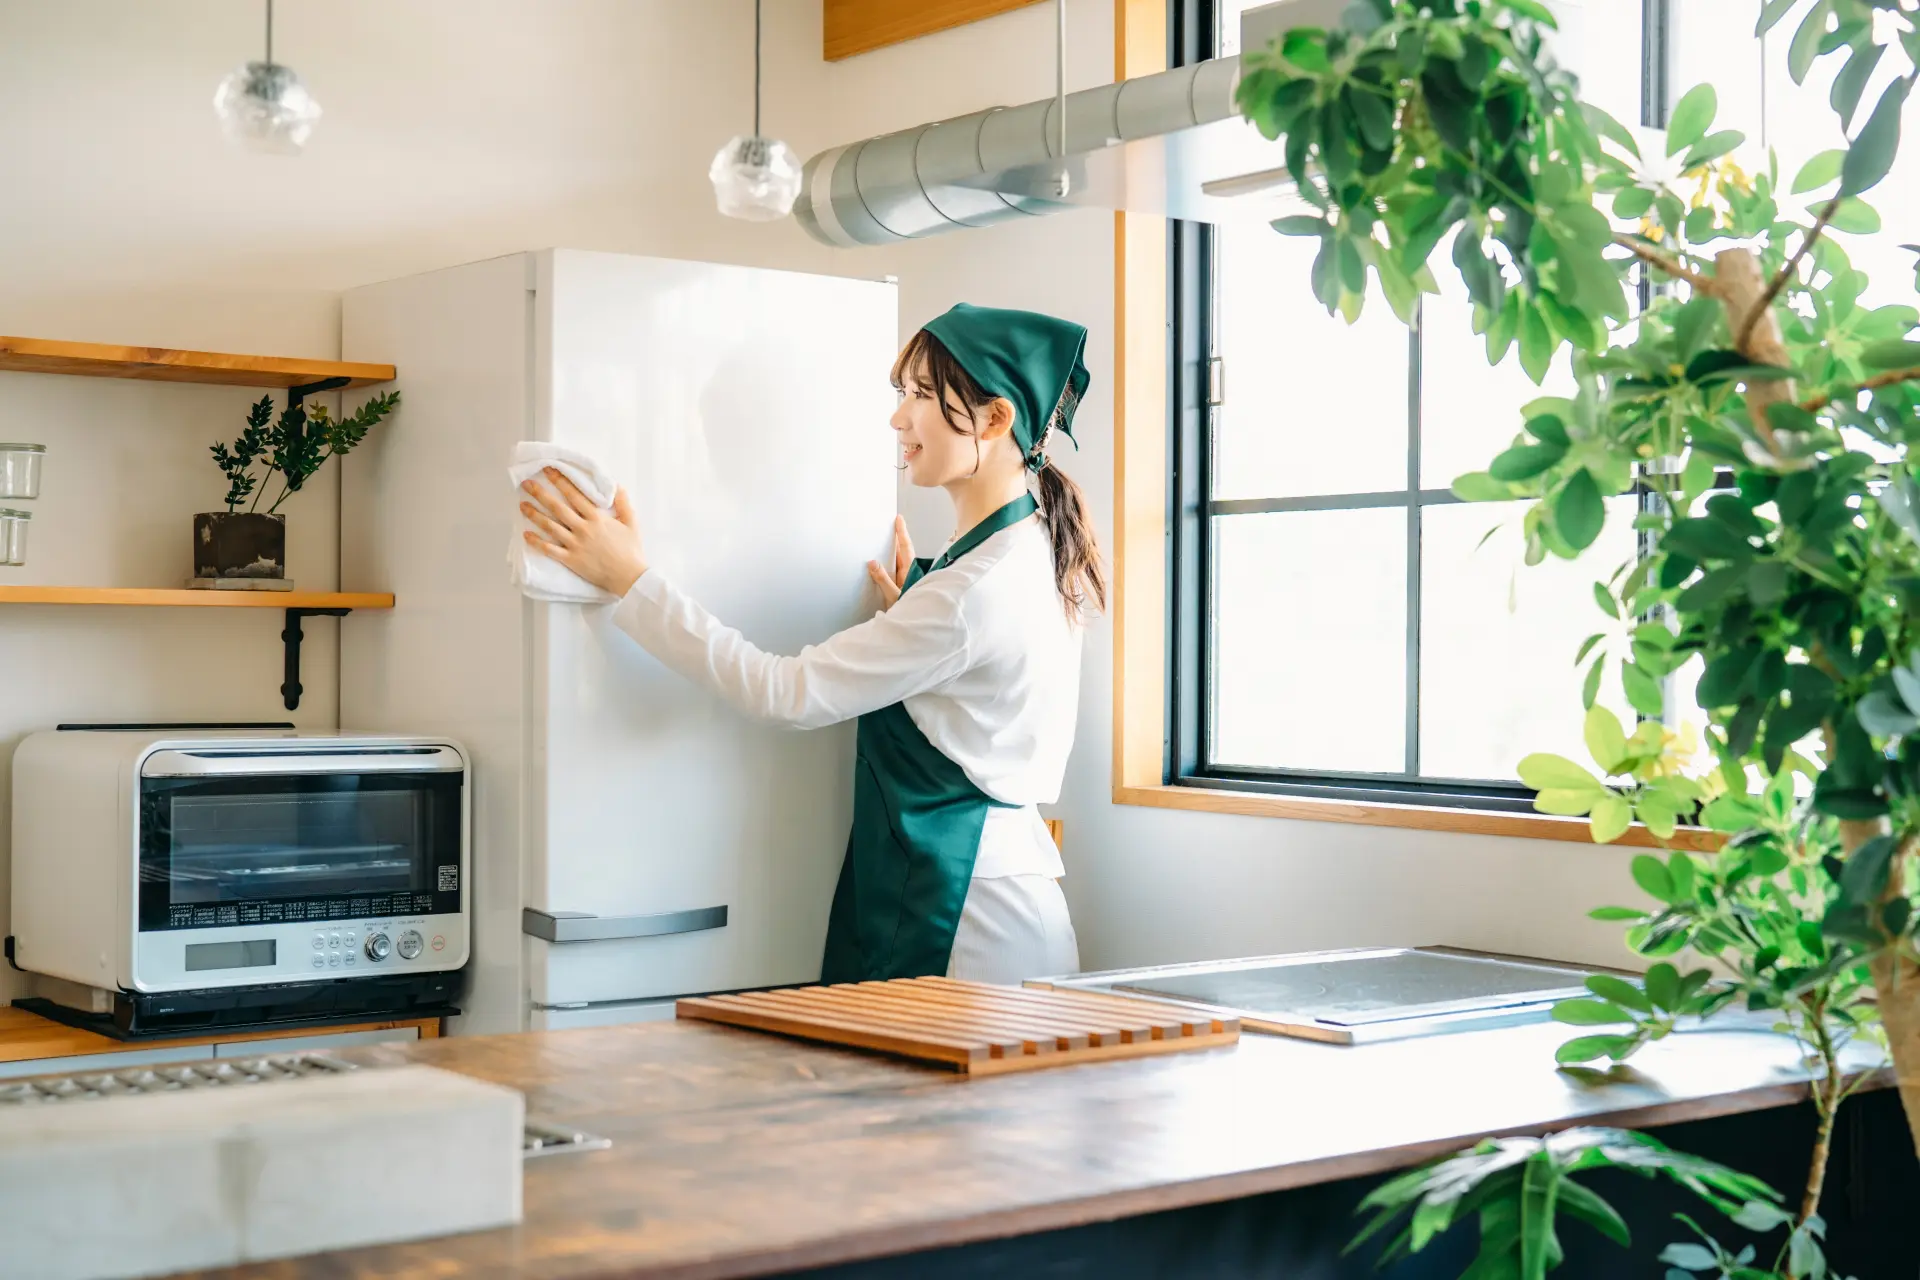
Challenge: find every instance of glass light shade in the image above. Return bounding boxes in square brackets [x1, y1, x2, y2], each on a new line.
[709, 134, 802, 221]
[212, 61, 321, 155]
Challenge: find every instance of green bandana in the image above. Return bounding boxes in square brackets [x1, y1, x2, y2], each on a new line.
[920, 303, 1090, 473]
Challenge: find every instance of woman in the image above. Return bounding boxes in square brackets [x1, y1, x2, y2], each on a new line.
[520, 302, 1103, 985]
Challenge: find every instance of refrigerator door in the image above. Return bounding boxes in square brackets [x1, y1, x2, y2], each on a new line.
[528, 251, 898, 1007]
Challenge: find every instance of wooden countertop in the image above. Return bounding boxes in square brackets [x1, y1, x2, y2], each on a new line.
[175, 1010, 1890, 1280]
[0, 1007, 440, 1064]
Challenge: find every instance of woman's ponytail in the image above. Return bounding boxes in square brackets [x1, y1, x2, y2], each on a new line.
[1035, 461, 1107, 621]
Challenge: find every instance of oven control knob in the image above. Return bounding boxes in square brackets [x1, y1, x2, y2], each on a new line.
[397, 930, 424, 961]
[364, 933, 392, 962]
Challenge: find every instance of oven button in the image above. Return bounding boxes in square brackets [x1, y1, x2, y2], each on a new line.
[311, 956, 325, 970]
[397, 930, 424, 961]
[345, 932, 357, 948]
[327, 954, 341, 968]
[364, 933, 392, 962]
[311, 936, 325, 951]
[328, 931, 342, 949]
[343, 953, 355, 967]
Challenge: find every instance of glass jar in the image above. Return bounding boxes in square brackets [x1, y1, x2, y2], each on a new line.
[0, 508, 29, 566]
[0, 444, 44, 499]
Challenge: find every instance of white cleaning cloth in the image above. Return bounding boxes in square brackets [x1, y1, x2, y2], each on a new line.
[507, 442, 619, 604]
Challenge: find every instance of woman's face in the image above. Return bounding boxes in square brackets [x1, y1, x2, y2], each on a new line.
[890, 361, 983, 488]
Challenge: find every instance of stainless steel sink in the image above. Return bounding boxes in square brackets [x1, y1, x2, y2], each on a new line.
[1029, 947, 1601, 1044]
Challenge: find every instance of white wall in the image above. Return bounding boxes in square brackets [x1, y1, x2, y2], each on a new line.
[0, 0, 1639, 1006]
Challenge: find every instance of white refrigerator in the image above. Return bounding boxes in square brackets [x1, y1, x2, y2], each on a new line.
[339, 250, 898, 1034]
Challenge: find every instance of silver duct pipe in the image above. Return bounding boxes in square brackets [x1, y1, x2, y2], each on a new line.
[792, 55, 1242, 248]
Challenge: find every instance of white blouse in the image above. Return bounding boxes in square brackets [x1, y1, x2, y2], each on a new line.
[610, 513, 1081, 879]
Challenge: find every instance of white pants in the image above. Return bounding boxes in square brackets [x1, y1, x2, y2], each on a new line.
[946, 874, 1080, 984]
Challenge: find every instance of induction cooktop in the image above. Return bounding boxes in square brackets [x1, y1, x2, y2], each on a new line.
[1028, 947, 1602, 1044]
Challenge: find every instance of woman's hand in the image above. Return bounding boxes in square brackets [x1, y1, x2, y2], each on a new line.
[521, 468, 649, 597]
[866, 515, 913, 611]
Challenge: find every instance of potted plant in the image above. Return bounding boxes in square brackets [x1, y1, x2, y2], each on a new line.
[198, 390, 398, 586]
[1237, 0, 1920, 1272]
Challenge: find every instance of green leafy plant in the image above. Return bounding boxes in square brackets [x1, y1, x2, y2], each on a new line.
[209, 391, 399, 515]
[1348, 1127, 1805, 1279]
[1236, 0, 1920, 1271]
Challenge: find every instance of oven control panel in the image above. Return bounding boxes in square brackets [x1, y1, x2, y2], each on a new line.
[131, 914, 467, 992]
[304, 921, 445, 973]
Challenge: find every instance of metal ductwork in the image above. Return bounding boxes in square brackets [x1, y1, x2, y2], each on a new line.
[793, 0, 1343, 248]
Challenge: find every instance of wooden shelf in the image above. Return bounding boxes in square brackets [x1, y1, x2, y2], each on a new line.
[0, 586, 393, 609]
[0, 336, 395, 390]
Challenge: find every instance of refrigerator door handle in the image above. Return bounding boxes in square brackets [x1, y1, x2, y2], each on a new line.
[521, 905, 728, 944]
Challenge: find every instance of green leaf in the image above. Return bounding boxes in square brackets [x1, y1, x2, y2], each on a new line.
[1791, 148, 1847, 194]
[1553, 998, 1635, 1026]
[1492, 0, 1557, 24]
[1584, 102, 1639, 157]
[1519, 1155, 1559, 1280]
[1632, 854, 1677, 902]
[1660, 1243, 1719, 1269]
[1591, 905, 1645, 921]
[1621, 662, 1664, 717]
[1535, 788, 1602, 817]
[1612, 186, 1654, 220]
[1519, 302, 1553, 384]
[1585, 974, 1651, 1012]
[1826, 196, 1881, 234]
[1555, 469, 1605, 551]
[1644, 962, 1681, 1012]
[1756, 0, 1798, 35]
[1788, 0, 1836, 85]
[1582, 657, 1604, 710]
[1453, 471, 1518, 502]
[1878, 474, 1920, 544]
[1270, 215, 1330, 237]
[1841, 74, 1911, 197]
[1863, 339, 1920, 370]
[1519, 753, 1607, 793]
[1635, 789, 1681, 840]
[1856, 690, 1919, 736]
[1279, 27, 1331, 74]
[1590, 794, 1633, 843]
[1554, 1180, 1629, 1248]
[1840, 834, 1899, 905]
[1584, 704, 1628, 774]
[1681, 130, 1744, 172]
[1664, 517, 1753, 562]
[1555, 1033, 1639, 1065]
[1665, 83, 1717, 157]
[1490, 441, 1569, 481]
[1831, 41, 1887, 130]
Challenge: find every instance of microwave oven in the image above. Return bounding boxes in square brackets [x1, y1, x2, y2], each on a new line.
[8, 729, 469, 1033]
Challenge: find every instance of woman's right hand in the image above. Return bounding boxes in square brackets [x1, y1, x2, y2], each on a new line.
[867, 515, 914, 611]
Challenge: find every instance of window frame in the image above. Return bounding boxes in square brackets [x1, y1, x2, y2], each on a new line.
[1161, 0, 1673, 816]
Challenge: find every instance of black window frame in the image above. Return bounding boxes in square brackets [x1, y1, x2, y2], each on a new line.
[1166, 0, 1674, 813]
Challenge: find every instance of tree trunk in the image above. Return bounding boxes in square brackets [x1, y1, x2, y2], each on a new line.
[1713, 248, 1790, 456]
[1714, 248, 1920, 1155]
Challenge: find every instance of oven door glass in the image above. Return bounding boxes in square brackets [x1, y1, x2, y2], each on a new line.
[138, 772, 462, 931]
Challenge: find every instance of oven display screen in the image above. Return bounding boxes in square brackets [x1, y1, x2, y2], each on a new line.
[184, 939, 277, 971]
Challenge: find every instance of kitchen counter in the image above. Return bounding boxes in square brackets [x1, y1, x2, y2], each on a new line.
[170, 1008, 1896, 1280]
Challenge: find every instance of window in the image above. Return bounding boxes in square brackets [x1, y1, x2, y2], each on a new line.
[1170, 0, 1653, 810]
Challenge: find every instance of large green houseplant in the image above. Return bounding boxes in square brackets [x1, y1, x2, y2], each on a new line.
[1236, 0, 1920, 1273]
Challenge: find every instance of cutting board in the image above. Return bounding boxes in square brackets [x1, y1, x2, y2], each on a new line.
[677, 976, 1240, 1075]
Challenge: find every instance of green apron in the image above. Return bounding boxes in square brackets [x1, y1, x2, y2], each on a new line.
[819, 494, 1039, 983]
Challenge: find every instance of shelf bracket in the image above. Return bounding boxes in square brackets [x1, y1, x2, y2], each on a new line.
[281, 608, 349, 711]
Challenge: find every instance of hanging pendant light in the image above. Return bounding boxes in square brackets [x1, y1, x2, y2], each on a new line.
[212, 0, 321, 155]
[709, 0, 801, 221]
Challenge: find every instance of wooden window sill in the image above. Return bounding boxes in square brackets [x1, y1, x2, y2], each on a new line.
[1112, 784, 1723, 852]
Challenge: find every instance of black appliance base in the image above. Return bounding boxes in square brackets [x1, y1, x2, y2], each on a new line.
[13, 968, 463, 1040]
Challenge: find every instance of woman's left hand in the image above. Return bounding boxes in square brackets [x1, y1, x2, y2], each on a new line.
[521, 468, 649, 597]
